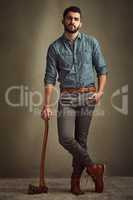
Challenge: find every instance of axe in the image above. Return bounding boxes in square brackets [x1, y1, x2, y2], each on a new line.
[28, 119, 49, 194]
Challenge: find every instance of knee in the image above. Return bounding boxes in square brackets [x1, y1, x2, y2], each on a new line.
[77, 137, 87, 149]
[59, 136, 74, 148]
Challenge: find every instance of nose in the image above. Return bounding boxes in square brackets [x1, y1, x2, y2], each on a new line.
[71, 18, 75, 24]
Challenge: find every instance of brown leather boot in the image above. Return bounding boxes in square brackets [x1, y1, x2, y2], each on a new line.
[86, 164, 105, 193]
[70, 174, 84, 195]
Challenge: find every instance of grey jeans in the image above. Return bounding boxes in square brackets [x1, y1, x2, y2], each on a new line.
[57, 92, 96, 175]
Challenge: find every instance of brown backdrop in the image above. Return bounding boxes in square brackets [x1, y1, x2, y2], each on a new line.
[0, 0, 132, 177]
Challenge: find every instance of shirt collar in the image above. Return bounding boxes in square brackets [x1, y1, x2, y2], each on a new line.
[62, 32, 81, 42]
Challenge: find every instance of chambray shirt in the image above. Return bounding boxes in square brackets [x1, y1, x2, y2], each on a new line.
[44, 32, 108, 90]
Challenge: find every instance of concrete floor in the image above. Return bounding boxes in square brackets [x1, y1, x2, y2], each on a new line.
[0, 177, 133, 200]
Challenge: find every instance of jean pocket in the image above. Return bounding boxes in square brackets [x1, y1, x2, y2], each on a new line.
[85, 93, 96, 106]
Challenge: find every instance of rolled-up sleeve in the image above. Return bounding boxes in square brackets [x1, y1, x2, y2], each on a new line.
[92, 37, 108, 77]
[44, 45, 57, 86]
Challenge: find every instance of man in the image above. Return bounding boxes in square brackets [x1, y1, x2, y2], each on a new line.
[41, 6, 108, 195]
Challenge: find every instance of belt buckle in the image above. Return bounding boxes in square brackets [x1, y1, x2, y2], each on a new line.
[80, 88, 84, 93]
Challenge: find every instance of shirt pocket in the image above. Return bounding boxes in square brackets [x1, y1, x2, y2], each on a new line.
[58, 52, 73, 70]
[78, 48, 92, 64]
[57, 52, 73, 81]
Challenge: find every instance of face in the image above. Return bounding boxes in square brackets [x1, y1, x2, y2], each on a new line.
[63, 11, 82, 33]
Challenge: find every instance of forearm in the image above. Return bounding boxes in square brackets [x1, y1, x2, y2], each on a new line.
[43, 84, 55, 107]
[97, 74, 107, 94]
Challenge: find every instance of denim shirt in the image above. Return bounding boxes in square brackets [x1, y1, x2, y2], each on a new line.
[44, 32, 108, 90]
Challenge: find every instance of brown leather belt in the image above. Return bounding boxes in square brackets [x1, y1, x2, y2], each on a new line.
[61, 86, 96, 94]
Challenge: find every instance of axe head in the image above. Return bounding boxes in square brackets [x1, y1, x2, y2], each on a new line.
[28, 184, 48, 194]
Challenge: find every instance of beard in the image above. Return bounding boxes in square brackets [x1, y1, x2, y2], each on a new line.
[64, 24, 80, 33]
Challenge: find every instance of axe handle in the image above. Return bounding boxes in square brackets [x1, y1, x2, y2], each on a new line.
[39, 119, 49, 187]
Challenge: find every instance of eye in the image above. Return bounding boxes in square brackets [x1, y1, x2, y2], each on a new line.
[74, 17, 79, 21]
[66, 16, 72, 20]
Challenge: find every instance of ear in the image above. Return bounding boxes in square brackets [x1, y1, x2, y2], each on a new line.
[79, 22, 82, 28]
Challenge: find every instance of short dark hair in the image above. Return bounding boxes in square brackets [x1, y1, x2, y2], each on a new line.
[63, 6, 82, 19]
